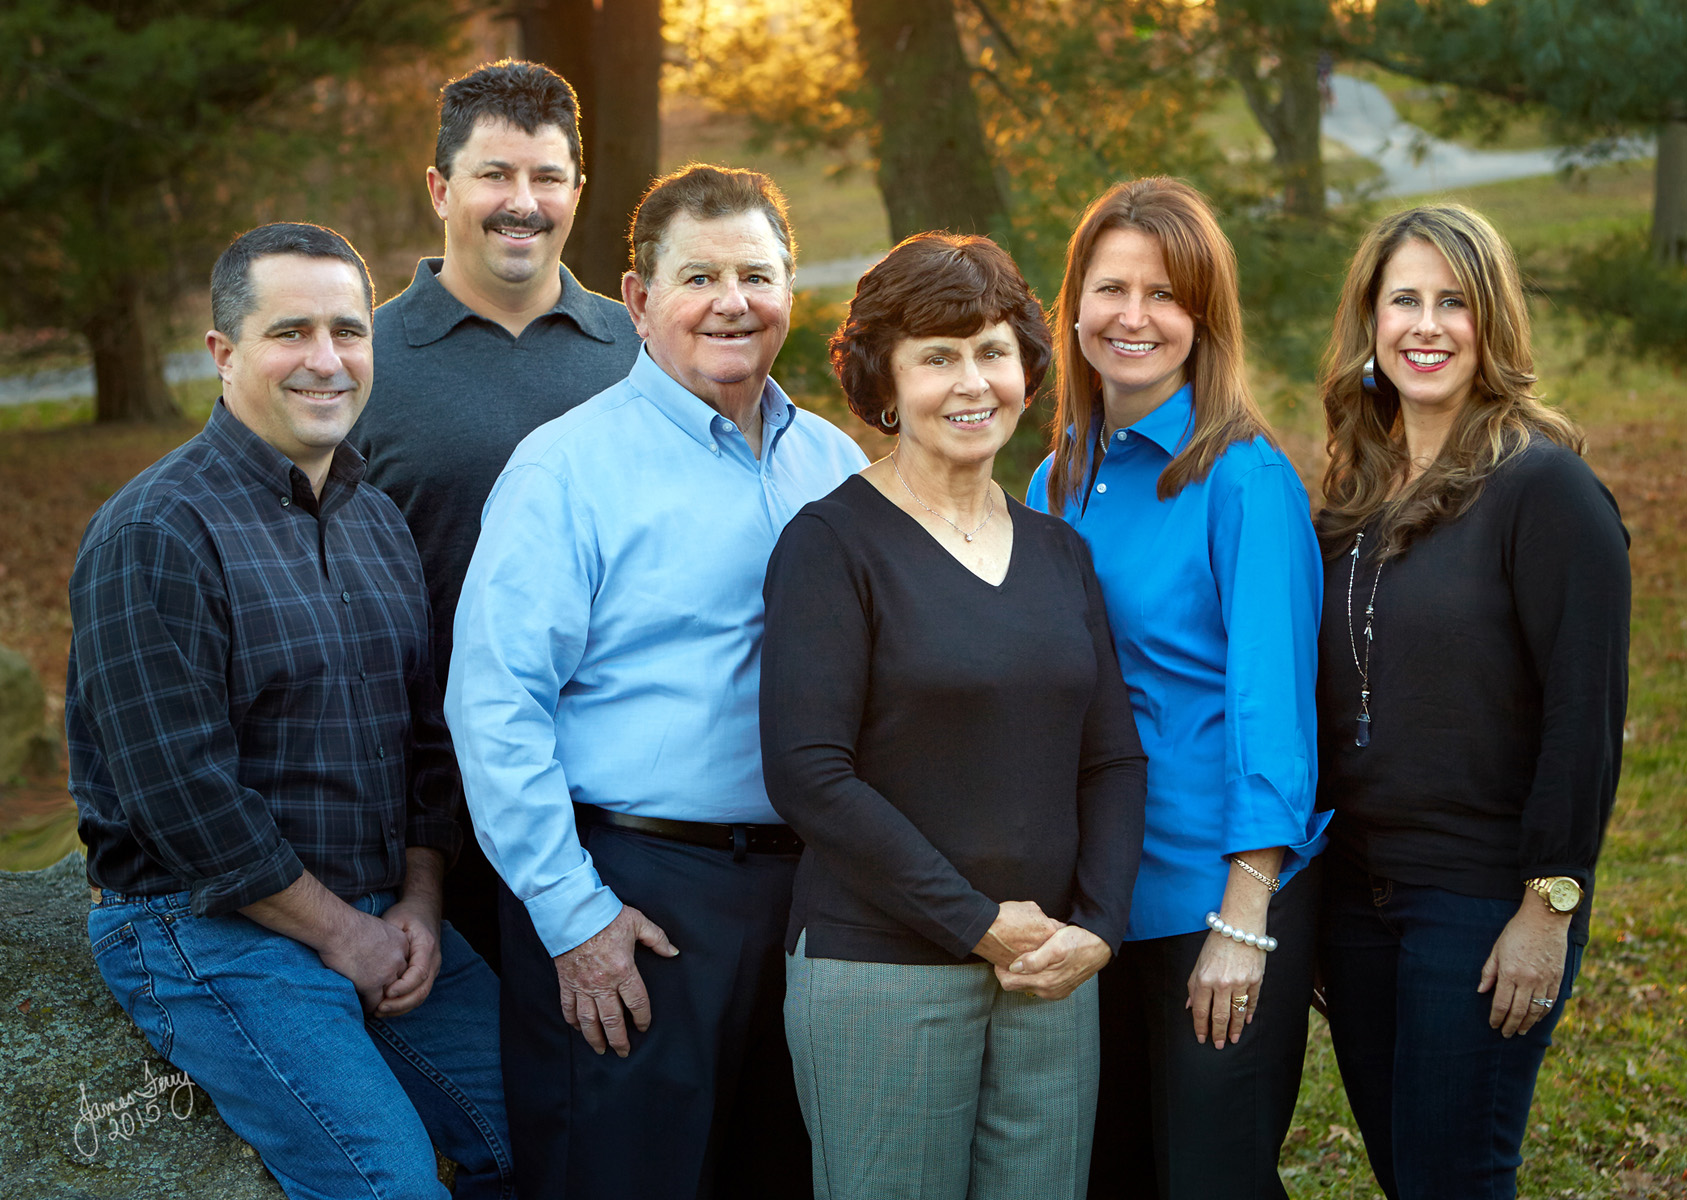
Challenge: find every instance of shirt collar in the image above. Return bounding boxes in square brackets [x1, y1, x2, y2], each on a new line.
[398, 257, 621, 347]
[629, 346, 798, 456]
[203, 400, 367, 515]
[1127, 382, 1197, 457]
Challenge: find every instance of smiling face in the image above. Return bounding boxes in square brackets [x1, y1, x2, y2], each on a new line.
[1373, 237, 1480, 419]
[208, 254, 372, 492]
[622, 210, 793, 416]
[429, 117, 581, 305]
[889, 320, 1025, 472]
[1076, 226, 1196, 420]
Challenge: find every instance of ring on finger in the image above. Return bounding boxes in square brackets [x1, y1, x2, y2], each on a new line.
[1231, 994, 1249, 1011]
[1529, 997, 1554, 1008]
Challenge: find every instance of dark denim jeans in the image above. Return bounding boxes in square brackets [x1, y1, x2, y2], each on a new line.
[89, 888, 514, 1200]
[1319, 855, 1582, 1200]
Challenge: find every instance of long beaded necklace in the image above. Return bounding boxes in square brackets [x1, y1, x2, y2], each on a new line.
[890, 451, 997, 543]
[1345, 530, 1383, 748]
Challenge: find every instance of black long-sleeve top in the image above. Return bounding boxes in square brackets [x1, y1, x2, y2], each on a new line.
[1315, 437, 1630, 942]
[760, 475, 1148, 965]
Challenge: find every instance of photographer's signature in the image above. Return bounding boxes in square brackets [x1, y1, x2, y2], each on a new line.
[71, 1061, 198, 1160]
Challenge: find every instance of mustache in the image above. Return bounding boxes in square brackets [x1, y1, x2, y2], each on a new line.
[484, 212, 554, 234]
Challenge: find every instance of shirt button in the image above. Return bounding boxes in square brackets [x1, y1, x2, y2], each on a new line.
[359, 670, 367, 680]
[1115, 431, 1128, 442]
[280, 495, 291, 507]
[1096, 483, 1108, 494]
[341, 590, 351, 603]
[710, 443, 721, 455]
[723, 421, 735, 432]
[377, 746, 386, 759]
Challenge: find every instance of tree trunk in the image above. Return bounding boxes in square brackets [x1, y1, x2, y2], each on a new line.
[1652, 116, 1687, 266]
[85, 278, 178, 423]
[1228, 44, 1326, 221]
[851, 0, 1007, 243]
[518, 0, 662, 296]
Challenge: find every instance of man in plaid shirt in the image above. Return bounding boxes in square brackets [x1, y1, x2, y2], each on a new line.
[66, 222, 512, 1199]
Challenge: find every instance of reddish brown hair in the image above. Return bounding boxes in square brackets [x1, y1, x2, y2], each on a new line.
[829, 232, 1051, 430]
[1044, 177, 1272, 510]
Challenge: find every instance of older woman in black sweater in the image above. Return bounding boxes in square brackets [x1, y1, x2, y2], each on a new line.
[1314, 204, 1630, 1199]
[760, 233, 1147, 1200]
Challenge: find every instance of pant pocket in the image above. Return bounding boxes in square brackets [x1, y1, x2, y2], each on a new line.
[91, 920, 176, 1060]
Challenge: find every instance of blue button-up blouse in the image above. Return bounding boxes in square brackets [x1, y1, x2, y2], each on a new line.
[1028, 384, 1328, 940]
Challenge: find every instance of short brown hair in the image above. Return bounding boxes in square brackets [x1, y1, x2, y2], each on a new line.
[436, 60, 581, 181]
[629, 164, 795, 283]
[829, 233, 1052, 430]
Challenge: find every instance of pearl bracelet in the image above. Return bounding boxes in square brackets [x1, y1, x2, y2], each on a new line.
[1205, 911, 1278, 952]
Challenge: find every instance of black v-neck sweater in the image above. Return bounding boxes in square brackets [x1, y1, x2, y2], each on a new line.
[760, 474, 1148, 965]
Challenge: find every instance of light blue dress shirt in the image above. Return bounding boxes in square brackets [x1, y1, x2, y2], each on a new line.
[446, 349, 868, 956]
[1028, 383, 1328, 940]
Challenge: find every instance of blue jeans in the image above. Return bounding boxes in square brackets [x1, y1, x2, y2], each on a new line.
[1318, 855, 1582, 1200]
[88, 889, 514, 1200]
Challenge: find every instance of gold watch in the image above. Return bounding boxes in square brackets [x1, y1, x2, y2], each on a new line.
[1524, 876, 1584, 914]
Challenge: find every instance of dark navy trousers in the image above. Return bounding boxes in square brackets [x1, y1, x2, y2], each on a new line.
[497, 823, 811, 1199]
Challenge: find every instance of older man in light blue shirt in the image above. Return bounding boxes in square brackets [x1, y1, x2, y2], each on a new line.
[446, 164, 866, 1200]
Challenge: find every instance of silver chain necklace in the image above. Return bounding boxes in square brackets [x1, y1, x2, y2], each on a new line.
[890, 452, 996, 543]
[1345, 531, 1383, 748]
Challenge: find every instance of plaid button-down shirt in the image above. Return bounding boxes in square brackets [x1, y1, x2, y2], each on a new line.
[67, 402, 461, 917]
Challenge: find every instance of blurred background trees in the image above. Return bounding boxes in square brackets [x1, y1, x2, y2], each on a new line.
[2, 0, 1684, 424]
[0, 0, 460, 421]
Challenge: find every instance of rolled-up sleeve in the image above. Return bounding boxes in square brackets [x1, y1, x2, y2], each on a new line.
[1210, 463, 1330, 868]
[70, 523, 303, 916]
[446, 463, 622, 957]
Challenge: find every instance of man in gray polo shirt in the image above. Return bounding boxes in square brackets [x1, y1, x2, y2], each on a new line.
[351, 59, 639, 969]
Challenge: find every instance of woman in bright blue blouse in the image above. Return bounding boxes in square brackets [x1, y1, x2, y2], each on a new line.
[1028, 177, 1328, 1199]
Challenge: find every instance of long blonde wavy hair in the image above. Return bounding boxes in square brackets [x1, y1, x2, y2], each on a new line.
[1317, 204, 1584, 560]
[1044, 177, 1274, 512]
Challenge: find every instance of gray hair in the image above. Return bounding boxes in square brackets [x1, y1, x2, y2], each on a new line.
[629, 164, 795, 284]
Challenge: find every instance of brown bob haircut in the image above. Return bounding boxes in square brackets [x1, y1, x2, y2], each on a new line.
[1044, 177, 1272, 512]
[828, 232, 1052, 431]
[629, 163, 795, 284]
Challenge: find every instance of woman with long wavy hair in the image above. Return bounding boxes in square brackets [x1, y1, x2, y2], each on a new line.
[1314, 204, 1629, 1198]
[1028, 177, 1328, 1199]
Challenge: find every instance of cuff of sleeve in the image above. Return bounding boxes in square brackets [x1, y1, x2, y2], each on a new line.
[523, 864, 624, 958]
[1068, 905, 1126, 956]
[951, 898, 1000, 963]
[1222, 772, 1330, 876]
[406, 813, 463, 871]
[1518, 864, 1593, 887]
[190, 840, 306, 918]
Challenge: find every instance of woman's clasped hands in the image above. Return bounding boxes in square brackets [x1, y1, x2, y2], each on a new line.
[972, 900, 1112, 1001]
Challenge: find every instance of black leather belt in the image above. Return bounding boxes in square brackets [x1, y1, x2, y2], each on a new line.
[574, 804, 803, 858]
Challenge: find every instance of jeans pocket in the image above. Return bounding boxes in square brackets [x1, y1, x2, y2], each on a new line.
[90, 921, 175, 1060]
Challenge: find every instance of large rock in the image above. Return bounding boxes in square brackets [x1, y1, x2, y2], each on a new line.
[0, 644, 56, 779]
[0, 854, 284, 1199]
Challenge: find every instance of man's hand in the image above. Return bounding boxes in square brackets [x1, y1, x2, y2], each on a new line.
[554, 905, 678, 1058]
[972, 901, 1064, 969]
[996, 924, 1111, 1001]
[374, 899, 443, 1018]
[317, 911, 411, 1014]
[374, 848, 446, 1019]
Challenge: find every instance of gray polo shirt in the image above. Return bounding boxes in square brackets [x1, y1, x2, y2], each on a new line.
[351, 258, 640, 686]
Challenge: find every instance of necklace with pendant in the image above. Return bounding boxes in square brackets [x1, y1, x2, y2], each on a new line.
[890, 451, 996, 543]
[1345, 530, 1383, 748]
